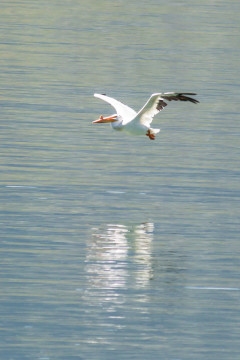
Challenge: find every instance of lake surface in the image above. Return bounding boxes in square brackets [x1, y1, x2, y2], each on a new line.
[1, 0, 240, 359]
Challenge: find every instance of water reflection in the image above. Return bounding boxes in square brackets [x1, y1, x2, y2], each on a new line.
[85, 224, 129, 290]
[84, 223, 154, 303]
[131, 223, 154, 288]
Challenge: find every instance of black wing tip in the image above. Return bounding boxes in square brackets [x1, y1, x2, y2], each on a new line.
[179, 93, 199, 104]
[162, 92, 199, 103]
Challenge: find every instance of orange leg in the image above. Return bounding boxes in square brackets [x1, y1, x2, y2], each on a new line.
[146, 130, 155, 140]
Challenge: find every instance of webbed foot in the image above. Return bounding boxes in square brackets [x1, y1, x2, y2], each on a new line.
[146, 130, 155, 140]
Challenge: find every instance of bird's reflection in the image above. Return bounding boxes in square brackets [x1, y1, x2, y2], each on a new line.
[132, 222, 154, 288]
[84, 223, 154, 305]
[85, 224, 129, 290]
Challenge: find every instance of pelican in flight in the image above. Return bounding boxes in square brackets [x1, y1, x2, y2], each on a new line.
[93, 92, 199, 140]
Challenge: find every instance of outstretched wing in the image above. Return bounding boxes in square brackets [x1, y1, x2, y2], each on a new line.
[134, 92, 199, 127]
[94, 93, 137, 124]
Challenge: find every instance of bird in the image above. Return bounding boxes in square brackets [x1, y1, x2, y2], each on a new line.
[93, 92, 199, 140]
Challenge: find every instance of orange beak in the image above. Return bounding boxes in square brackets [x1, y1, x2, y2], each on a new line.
[92, 115, 118, 123]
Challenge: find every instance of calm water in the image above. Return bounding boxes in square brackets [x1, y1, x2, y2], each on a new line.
[1, 0, 240, 359]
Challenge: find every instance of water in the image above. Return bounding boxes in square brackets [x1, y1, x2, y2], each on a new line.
[1, 0, 240, 359]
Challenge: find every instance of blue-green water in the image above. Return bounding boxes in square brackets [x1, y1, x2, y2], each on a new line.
[1, 1, 240, 359]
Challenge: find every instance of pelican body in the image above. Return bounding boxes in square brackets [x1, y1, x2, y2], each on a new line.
[93, 92, 199, 140]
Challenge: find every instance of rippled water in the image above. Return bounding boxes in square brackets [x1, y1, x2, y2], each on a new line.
[1, 1, 240, 359]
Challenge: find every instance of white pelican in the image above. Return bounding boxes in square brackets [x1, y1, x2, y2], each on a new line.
[93, 92, 199, 140]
